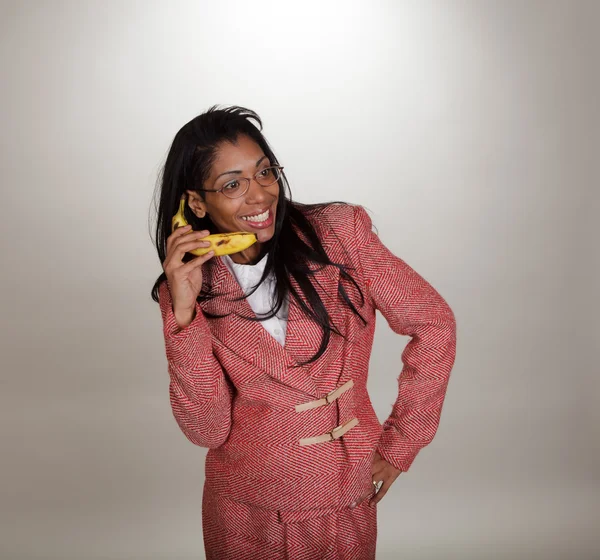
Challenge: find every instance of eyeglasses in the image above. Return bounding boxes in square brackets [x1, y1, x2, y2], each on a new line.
[197, 165, 284, 199]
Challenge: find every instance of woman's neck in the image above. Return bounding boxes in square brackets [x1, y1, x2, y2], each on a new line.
[229, 241, 266, 265]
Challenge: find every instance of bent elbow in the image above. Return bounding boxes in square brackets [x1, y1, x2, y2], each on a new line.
[434, 299, 457, 345]
[169, 381, 233, 449]
[178, 417, 231, 449]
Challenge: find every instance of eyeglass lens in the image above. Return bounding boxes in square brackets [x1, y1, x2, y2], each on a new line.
[221, 167, 281, 198]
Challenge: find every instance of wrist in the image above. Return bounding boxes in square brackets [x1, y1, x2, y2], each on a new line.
[173, 305, 197, 331]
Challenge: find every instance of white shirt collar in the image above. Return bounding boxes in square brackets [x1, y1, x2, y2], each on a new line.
[222, 252, 270, 287]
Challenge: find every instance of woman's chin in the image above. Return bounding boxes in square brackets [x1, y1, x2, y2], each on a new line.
[254, 227, 275, 244]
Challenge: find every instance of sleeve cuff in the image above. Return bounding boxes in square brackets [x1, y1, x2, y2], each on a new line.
[376, 426, 421, 473]
[158, 281, 214, 367]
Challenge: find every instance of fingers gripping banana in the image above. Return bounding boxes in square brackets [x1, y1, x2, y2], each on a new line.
[171, 195, 257, 257]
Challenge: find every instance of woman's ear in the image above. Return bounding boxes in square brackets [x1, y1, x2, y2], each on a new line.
[185, 190, 207, 219]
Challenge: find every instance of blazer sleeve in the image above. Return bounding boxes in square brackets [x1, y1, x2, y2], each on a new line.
[352, 205, 457, 472]
[158, 280, 233, 448]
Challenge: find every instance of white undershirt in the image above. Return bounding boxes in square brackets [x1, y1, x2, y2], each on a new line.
[221, 253, 289, 346]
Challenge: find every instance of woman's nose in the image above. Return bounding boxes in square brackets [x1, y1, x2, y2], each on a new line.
[244, 178, 269, 202]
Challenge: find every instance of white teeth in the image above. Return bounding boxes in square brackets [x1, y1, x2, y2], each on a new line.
[242, 209, 269, 222]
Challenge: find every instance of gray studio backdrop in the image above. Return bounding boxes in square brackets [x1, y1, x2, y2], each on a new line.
[1, 1, 598, 559]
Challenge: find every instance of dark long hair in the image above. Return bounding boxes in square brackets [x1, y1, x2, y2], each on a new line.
[150, 105, 366, 366]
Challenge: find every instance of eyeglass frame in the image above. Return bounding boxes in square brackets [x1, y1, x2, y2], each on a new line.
[195, 165, 285, 198]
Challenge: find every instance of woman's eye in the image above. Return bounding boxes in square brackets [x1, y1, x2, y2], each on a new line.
[223, 181, 240, 191]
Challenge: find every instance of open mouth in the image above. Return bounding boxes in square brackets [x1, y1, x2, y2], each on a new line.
[240, 206, 275, 229]
[241, 208, 270, 223]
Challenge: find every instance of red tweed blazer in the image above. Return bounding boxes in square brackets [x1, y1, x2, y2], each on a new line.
[158, 203, 457, 514]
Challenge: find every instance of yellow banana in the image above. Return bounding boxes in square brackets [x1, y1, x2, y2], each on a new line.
[171, 195, 257, 257]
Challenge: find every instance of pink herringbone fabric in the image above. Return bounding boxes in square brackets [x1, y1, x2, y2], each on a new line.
[158, 203, 457, 556]
[202, 482, 377, 559]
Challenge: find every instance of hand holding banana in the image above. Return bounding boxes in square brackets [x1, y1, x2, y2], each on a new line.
[162, 195, 257, 329]
[171, 195, 257, 257]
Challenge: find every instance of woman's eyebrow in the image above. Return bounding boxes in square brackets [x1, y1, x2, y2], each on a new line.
[215, 155, 268, 180]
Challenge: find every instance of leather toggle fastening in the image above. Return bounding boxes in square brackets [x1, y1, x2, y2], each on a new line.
[299, 417, 359, 446]
[294, 379, 354, 413]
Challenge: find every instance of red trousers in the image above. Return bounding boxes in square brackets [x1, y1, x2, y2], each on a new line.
[202, 483, 378, 559]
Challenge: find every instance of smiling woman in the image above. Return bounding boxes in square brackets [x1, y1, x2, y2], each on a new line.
[185, 135, 281, 261]
[149, 105, 457, 559]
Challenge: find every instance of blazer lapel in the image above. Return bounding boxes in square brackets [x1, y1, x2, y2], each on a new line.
[200, 253, 341, 398]
[283, 261, 341, 374]
[200, 256, 266, 366]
